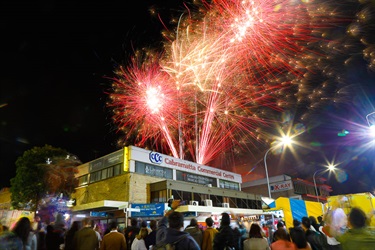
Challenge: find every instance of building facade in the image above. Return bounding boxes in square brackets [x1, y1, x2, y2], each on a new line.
[241, 174, 332, 202]
[70, 146, 264, 230]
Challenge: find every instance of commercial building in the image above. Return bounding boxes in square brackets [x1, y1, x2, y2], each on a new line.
[71, 146, 265, 230]
[241, 174, 332, 202]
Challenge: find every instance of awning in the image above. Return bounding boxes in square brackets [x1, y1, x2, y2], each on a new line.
[176, 204, 264, 216]
[72, 200, 128, 212]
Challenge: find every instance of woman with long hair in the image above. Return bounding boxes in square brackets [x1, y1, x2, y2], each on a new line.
[270, 229, 296, 250]
[290, 227, 312, 250]
[131, 227, 149, 250]
[12, 217, 37, 250]
[243, 223, 270, 250]
[64, 221, 82, 250]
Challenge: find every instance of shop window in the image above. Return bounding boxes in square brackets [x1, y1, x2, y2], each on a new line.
[117, 217, 125, 232]
[90, 171, 102, 183]
[176, 171, 216, 186]
[219, 180, 240, 190]
[293, 183, 305, 194]
[107, 167, 113, 178]
[135, 162, 172, 179]
[151, 190, 167, 203]
[101, 169, 108, 180]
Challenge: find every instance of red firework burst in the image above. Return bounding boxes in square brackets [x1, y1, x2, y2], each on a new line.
[108, 0, 359, 167]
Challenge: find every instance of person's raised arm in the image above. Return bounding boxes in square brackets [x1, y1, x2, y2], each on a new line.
[156, 200, 181, 244]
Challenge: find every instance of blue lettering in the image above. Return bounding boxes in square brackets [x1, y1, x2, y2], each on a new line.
[149, 152, 163, 164]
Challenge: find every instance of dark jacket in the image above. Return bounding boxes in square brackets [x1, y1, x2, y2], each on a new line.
[185, 226, 203, 247]
[46, 226, 65, 250]
[305, 229, 326, 250]
[64, 230, 76, 250]
[74, 227, 99, 250]
[125, 225, 140, 249]
[156, 215, 200, 250]
[144, 230, 156, 250]
[213, 225, 235, 250]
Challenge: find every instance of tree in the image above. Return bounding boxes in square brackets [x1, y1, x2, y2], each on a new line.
[10, 145, 81, 211]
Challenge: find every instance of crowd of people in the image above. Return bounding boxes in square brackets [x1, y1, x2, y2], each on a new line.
[1, 203, 375, 250]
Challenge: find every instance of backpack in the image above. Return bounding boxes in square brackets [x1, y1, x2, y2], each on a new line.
[153, 234, 188, 250]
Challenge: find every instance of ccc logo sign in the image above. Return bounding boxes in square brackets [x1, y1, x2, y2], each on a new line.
[149, 152, 163, 164]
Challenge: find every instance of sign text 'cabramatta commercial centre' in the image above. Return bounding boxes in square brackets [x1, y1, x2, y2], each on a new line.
[130, 146, 242, 183]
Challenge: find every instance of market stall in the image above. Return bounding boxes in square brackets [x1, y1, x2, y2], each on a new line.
[266, 197, 324, 230]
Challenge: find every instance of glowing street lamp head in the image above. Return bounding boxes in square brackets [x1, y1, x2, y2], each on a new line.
[323, 159, 340, 173]
[369, 125, 375, 138]
[272, 135, 293, 149]
[327, 164, 336, 171]
[280, 135, 292, 146]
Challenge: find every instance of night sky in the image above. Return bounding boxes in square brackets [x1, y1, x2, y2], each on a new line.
[0, 0, 183, 187]
[1, 0, 375, 195]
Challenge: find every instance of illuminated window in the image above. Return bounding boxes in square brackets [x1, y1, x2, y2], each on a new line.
[113, 164, 121, 176]
[101, 169, 108, 179]
[90, 171, 102, 183]
[219, 180, 239, 190]
[135, 162, 173, 179]
[176, 171, 216, 186]
[107, 167, 113, 178]
[78, 175, 88, 186]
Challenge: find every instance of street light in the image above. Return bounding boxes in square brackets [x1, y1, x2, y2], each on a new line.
[313, 164, 336, 202]
[264, 135, 293, 199]
[365, 112, 375, 138]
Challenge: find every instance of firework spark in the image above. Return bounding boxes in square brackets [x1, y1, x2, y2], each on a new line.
[108, 0, 375, 168]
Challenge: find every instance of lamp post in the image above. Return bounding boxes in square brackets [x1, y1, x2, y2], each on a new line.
[366, 112, 375, 127]
[313, 170, 323, 203]
[264, 136, 293, 199]
[264, 148, 273, 199]
[313, 164, 336, 202]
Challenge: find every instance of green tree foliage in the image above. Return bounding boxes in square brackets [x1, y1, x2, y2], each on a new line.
[10, 145, 81, 211]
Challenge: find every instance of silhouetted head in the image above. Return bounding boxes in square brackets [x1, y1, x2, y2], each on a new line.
[309, 216, 317, 224]
[189, 218, 198, 227]
[274, 228, 290, 241]
[137, 227, 149, 240]
[150, 220, 157, 230]
[291, 227, 308, 248]
[69, 221, 81, 232]
[220, 213, 230, 226]
[12, 217, 32, 244]
[168, 211, 184, 230]
[109, 221, 118, 230]
[141, 221, 147, 228]
[317, 216, 323, 224]
[348, 207, 367, 229]
[293, 219, 301, 227]
[301, 217, 311, 230]
[130, 218, 138, 227]
[249, 223, 262, 238]
[81, 218, 92, 227]
[206, 217, 214, 227]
